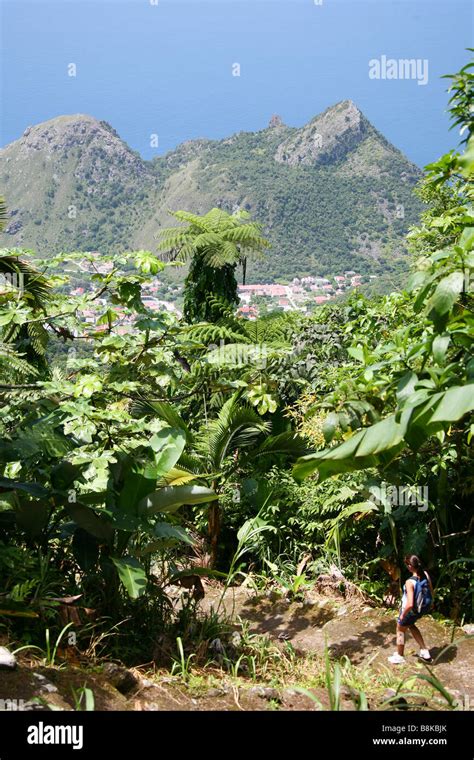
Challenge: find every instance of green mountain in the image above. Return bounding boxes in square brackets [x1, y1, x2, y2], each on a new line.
[0, 101, 423, 282]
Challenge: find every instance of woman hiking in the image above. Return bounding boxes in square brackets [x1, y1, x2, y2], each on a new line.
[388, 554, 433, 665]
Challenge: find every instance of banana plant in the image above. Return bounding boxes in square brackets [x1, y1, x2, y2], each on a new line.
[1, 427, 218, 601]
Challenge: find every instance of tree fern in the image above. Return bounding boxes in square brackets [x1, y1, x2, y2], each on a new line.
[156, 208, 270, 323]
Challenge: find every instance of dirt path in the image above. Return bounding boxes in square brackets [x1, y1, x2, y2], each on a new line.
[200, 583, 474, 702]
[1, 582, 472, 712]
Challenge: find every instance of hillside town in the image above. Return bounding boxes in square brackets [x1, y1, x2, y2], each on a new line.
[236, 272, 376, 318]
[65, 252, 375, 328]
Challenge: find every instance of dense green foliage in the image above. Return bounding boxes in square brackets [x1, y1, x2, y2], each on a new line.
[0, 61, 472, 671]
[197, 125, 422, 282]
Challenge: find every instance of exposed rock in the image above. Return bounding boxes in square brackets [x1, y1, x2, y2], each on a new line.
[18, 700, 54, 712]
[138, 677, 155, 690]
[445, 689, 467, 709]
[205, 687, 231, 698]
[230, 631, 242, 648]
[0, 104, 421, 280]
[247, 686, 281, 702]
[314, 565, 371, 603]
[101, 663, 140, 695]
[32, 673, 58, 693]
[275, 100, 369, 166]
[268, 114, 285, 129]
[5, 219, 22, 235]
[382, 688, 408, 710]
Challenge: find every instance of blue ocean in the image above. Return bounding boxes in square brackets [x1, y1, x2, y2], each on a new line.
[0, 0, 472, 166]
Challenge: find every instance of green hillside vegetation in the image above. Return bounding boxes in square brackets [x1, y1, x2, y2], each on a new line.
[0, 101, 422, 283]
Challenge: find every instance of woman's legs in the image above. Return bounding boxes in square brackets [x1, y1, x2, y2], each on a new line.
[396, 623, 408, 656]
[409, 624, 427, 650]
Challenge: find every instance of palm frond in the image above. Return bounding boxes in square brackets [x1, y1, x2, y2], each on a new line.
[157, 467, 199, 487]
[177, 452, 208, 475]
[130, 399, 192, 441]
[255, 432, 309, 460]
[196, 394, 271, 469]
[0, 251, 51, 306]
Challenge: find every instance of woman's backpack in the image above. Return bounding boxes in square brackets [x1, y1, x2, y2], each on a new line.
[414, 576, 433, 615]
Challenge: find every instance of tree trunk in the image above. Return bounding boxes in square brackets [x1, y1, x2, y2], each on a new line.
[208, 499, 220, 568]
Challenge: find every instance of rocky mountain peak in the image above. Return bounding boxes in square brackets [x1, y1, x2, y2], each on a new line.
[0, 103, 421, 278]
[7, 114, 145, 172]
[275, 100, 370, 166]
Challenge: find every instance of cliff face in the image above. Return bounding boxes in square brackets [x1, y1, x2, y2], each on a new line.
[0, 103, 422, 280]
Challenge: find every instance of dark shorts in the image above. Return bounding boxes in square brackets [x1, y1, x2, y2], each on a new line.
[398, 610, 422, 627]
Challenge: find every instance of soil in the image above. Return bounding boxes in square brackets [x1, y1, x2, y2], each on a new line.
[1, 581, 472, 712]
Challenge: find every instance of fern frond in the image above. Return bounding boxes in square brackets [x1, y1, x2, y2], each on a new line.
[27, 321, 48, 357]
[181, 322, 248, 347]
[0, 342, 37, 382]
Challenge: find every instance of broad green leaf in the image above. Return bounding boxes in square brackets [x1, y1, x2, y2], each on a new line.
[117, 459, 158, 512]
[354, 416, 406, 457]
[138, 485, 218, 515]
[432, 334, 451, 364]
[153, 522, 194, 544]
[66, 503, 114, 542]
[149, 427, 186, 477]
[293, 416, 405, 482]
[347, 345, 365, 363]
[133, 250, 165, 275]
[73, 374, 103, 399]
[14, 499, 50, 537]
[72, 528, 99, 572]
[0, 478, 48, 498]
[322, 412, 339, 443]
[459, 226, 474, 250]
[407, 270, 429, 292]
[396, 371, 418, 403]
[430, 384, 474, 423]
[111, 556, 147, 599]
[50, 462, 81, 491]
[427, 271, 464, 318]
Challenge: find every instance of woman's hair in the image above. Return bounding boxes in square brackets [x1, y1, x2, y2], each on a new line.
[404, 554, 425, 574]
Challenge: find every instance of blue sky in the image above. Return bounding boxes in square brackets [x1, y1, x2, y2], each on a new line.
[0, 0, 472, 166]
